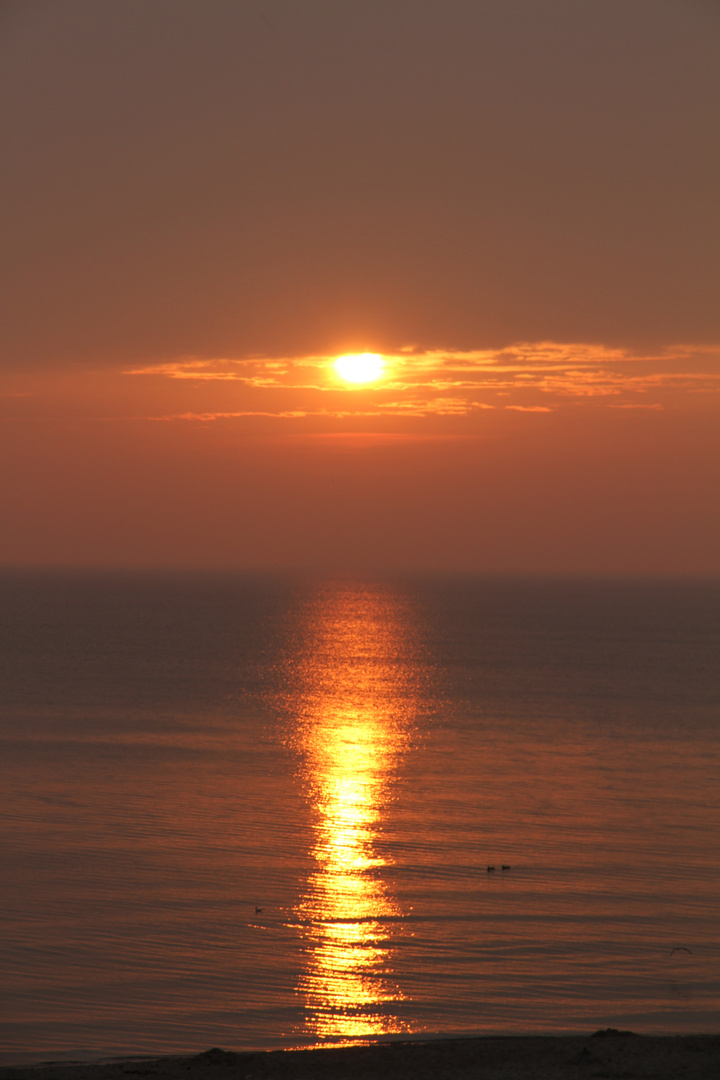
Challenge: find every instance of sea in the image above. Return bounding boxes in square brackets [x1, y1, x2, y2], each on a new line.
[1, 572, 719, 1064]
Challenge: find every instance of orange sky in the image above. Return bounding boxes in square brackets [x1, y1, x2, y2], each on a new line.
[1, 1, 719, 573]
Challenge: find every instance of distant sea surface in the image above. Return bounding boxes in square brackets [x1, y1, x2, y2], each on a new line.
[1, 572, 719, 1064]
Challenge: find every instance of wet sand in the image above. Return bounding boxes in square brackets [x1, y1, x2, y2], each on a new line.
[2, 1032, 720, 1080]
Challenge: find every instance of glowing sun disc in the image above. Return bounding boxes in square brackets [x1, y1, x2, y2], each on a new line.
[334, 353, 384, 384]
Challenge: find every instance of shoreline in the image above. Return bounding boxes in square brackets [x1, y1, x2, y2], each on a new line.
[2, 1032, 720, 1080]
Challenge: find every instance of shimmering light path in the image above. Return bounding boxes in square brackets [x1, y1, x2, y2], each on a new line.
[287, 585, 418, 1039]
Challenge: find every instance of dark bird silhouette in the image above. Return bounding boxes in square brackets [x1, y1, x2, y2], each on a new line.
[255, 906, 263, 914]
[487, 865, 496, 872]
[501, 865, 512, 871]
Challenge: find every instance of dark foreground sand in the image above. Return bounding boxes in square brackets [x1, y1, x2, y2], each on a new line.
[3, 1033, 720, 1080]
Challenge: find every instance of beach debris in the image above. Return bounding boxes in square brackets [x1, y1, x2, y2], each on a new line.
[195, 1047, 240, 1066]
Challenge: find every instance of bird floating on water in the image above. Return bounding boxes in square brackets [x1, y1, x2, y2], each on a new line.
[255, 906, 263, 914]
[670, 946, 692, 955]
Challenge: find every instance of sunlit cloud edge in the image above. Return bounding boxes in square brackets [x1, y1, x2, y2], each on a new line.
[119, 342, 720, 422]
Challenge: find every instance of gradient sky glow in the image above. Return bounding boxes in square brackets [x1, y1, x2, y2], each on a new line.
[1, 0, 719, 572]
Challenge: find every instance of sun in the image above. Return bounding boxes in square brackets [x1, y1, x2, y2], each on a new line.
[334, 352, 385, 384]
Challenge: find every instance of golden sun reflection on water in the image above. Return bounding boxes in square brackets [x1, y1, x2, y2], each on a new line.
[291, 585, 418, 1041]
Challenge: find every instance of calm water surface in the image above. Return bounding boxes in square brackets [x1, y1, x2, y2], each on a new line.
[1, 573, 719, 1062]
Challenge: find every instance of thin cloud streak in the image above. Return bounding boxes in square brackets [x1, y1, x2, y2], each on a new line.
[125, 342, 720, 421]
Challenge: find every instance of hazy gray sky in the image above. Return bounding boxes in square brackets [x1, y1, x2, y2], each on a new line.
[1, 1, 718, 573]
[2, 0, 719, 367]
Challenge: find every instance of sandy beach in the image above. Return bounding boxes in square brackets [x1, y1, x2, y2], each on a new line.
[2, 1033, 720, 1080]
